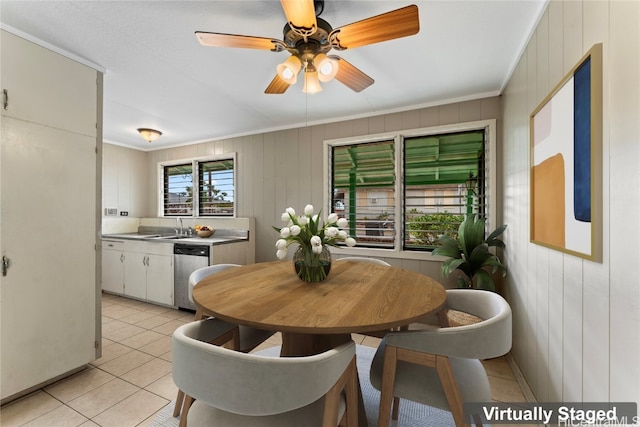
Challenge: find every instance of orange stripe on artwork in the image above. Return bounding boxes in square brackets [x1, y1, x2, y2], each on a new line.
[533, 153, 565, 248]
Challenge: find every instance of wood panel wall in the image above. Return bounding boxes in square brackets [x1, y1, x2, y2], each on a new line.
[502, 0, 639, 404]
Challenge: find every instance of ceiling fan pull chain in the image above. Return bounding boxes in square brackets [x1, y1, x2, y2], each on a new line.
[305, 91, 309, 126]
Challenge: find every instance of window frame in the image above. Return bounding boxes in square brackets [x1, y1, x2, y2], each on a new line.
[157, 153, 237, 218]
[323, 119, 497, 261]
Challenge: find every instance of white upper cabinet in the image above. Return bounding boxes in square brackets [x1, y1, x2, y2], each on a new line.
[0, 30, 97, 137]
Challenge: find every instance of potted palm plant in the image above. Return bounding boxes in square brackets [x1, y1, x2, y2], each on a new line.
[432, 215, 507, 291]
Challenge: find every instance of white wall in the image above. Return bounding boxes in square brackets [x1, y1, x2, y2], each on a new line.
[502, 0, 639, 404]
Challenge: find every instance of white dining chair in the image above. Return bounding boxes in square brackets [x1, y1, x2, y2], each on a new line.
[336, 256, 391, 266]
[188, 264, 240, 320]
[187, 263, 275, 350]
[173, 264, 275, 419]
[369, 289, 512, 427]
[172, 319, 359, 427]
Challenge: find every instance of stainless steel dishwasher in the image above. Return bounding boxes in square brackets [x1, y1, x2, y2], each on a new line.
[174, 244, 210, 310]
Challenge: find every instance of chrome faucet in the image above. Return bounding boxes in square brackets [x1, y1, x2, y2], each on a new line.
[177, 217, 184, 235]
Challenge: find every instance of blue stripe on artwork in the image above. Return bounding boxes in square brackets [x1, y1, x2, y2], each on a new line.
[574, 57, 591, 223]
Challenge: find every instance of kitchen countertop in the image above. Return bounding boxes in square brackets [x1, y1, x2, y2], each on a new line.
[102, 233, 247, 246]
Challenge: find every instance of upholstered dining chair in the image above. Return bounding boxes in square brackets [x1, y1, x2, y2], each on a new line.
[336, 256, 391, 266]
[369, 289, 512, 427]
[172, 319, 359, 427]
[173, 264, 275, 419]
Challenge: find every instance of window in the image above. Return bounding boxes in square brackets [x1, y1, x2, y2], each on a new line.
[160, 155, 236, 217]
[325, 120, 496, 254]
[164, 163, 193, 215]
[404, 130, 485, 250]
[198, 159, 235, 216]
[331, 140, 396, 248]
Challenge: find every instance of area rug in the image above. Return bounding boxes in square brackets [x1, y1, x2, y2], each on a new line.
[149, 344, 454, 426]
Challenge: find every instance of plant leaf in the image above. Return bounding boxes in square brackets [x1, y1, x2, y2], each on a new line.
[442, 258, 466, 277]
[473, 269, 496, 291]
[486, 224, 507, 248]
[432, 236, 462, 259]
[467, 243, 492, 272]
[457, 276, 471, 289]
[459, 215, 485, 258]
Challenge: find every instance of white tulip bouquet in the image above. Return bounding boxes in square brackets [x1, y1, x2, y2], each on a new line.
[274, 204, 356, 281]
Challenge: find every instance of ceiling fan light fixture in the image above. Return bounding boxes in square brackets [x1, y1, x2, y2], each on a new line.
[314, 53, 338, 82]
[137, 128, 162, 143]
[302, 69, 322, 94]
[276, 55, 302, 84]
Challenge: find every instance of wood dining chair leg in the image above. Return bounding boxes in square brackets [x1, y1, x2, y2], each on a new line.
[377, 345, 398, 427]
[391, 396, 400, 420]
[173, 389, 185, 417]
[179, 394, 195, 427]
[435, 355, 468, 427]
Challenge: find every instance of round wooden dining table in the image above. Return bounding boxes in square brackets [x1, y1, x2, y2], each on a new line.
[193, 259, 447, 356]
[192, 259, 446, 427]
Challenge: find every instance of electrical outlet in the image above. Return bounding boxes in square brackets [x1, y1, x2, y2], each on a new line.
[120, 211, 128, 216]
[105, 208, 117, 216]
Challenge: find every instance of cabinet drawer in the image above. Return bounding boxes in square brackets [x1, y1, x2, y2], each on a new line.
[124, 240, 173, 256]
[102, 239, 125, 250]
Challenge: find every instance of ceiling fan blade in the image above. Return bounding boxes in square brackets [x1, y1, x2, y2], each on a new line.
[329, 4, 419, 50]
[330, 56, 374, 92]
[265, 74, 291, 94]
[280, 0, 318, 37]
[196, 32, 285, 51]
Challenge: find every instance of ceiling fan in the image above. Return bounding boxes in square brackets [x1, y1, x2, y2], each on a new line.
[195, 0, 419, 94]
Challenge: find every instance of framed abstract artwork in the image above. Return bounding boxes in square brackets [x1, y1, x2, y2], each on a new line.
[530, 43, 602, 261]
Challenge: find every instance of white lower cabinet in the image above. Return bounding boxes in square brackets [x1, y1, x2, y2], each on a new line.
[102, 239, 174, 306]
[123, 252, 148, 300]
[102, 240, 125, 294]
[143, 253, 174, 306]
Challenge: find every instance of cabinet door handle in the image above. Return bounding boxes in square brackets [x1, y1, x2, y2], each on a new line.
[2, 89, 8, 110]
[120, 253, 124, 263]
[2, 256, 10, 277]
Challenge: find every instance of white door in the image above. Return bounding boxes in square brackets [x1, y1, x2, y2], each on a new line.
[0, 30, 100, 400]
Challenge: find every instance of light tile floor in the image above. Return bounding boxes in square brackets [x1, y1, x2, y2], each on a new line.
[0, 292, 526, 426]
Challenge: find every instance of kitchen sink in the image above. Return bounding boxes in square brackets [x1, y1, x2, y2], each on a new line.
[150, 235, 191, 240]
[104, 233, 161, 239]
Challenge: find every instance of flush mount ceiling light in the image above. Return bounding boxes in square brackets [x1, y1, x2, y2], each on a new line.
[137, 128, 162, 143]
[195, 0, 419, 94]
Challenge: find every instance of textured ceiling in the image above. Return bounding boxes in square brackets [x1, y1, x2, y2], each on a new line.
[0, 1, 547, 151]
